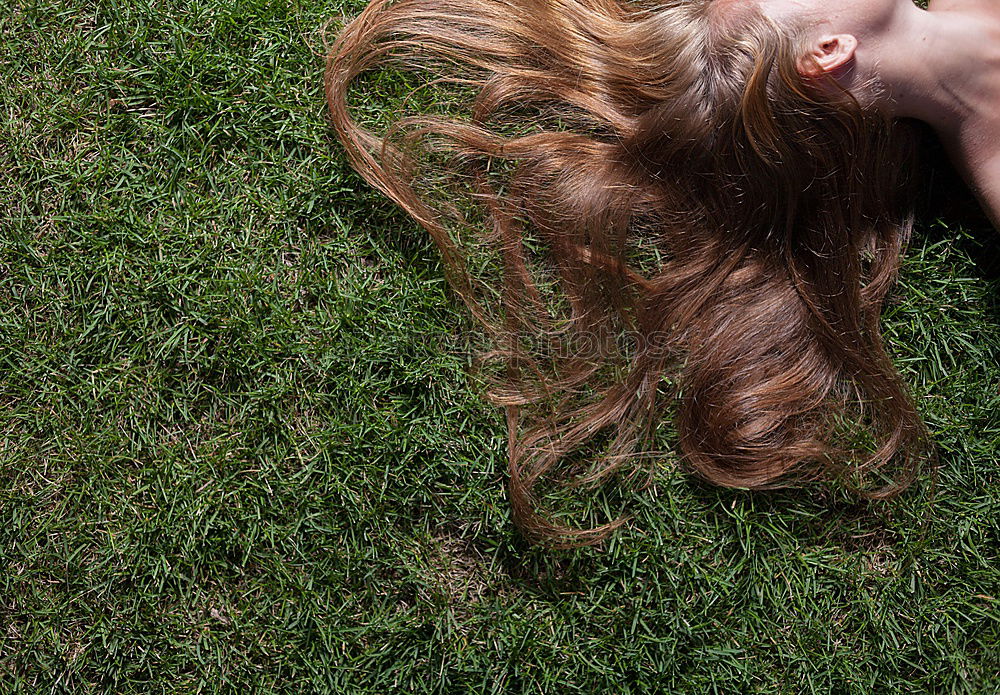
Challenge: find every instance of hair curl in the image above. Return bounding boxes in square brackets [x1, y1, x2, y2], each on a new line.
[325, 0, 932, 547]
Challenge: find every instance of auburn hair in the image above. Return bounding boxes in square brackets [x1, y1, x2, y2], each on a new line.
[324, 0, 931, 546]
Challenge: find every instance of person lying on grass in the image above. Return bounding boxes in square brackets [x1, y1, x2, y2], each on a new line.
[324, 0, 995, 547]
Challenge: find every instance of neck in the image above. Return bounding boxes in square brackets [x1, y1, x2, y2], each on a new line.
[862, 2, 977, 137]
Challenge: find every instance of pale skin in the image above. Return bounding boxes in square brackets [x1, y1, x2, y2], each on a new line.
[758, 0, 1000, 229]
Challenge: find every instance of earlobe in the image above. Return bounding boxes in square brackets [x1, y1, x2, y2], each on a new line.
[797, 34, 858, 78]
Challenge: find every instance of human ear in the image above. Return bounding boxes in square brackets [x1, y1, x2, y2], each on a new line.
[797, 34, 858, 78]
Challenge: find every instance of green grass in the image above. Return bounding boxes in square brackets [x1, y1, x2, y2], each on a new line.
[1, 1, 999, 692]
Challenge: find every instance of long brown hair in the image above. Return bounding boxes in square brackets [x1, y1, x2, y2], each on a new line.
[324, 0, 931, 547]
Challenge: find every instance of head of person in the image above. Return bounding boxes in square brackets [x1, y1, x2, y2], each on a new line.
[625, 0, 915, 228]
[756, 0, 919, 104]
[326, 0, 929, 546]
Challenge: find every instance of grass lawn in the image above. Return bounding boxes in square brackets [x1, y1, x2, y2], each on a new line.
[2, 0, 999, 692]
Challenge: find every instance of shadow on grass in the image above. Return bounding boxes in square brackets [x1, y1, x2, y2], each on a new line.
[917, 123, 1000, 293]
[465, 473, 931, 600]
